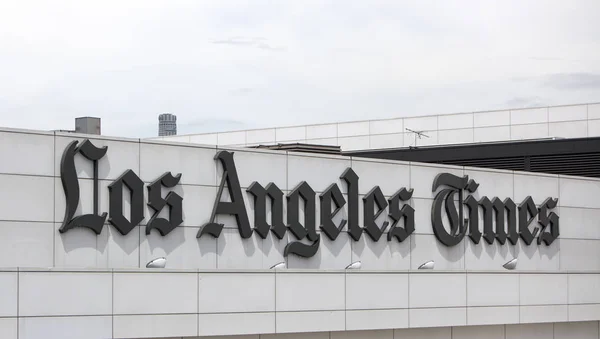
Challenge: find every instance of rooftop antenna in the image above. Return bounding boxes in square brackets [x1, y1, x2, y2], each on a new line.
[405, 128, 430, 147]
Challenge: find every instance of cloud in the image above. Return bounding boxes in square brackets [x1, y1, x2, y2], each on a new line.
[542, 73, 600, 90]
[211, 36, 285, 51]
[229, 87, 255, 96]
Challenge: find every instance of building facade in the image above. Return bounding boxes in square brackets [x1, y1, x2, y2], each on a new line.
[158, 113, 177, 137]
[1, 125, 600, 339]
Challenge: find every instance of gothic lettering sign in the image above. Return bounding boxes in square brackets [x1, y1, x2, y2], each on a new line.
[60, 139, 560, 259]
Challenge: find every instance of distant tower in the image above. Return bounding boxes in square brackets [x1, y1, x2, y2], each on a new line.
[158, 113, 177, 136]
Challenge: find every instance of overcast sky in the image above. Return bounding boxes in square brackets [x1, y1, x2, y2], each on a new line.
[1, 1, 599, 138]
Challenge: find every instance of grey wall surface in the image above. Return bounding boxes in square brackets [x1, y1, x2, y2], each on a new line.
[156, 103, 600, 150]
[1, 128, 600, 338]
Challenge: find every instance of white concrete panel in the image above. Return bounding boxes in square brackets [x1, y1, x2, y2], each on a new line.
[114, 314, 198, 338]
[246, 129, 276, 144]
[404, 130, 438, 147]
[198, 273, 274, 313]
[554, 321, 599, 339]
[54, 177, 110, 223]
[473, 126, 511, 143]
[559, 207, 600, 240]
[217, 149, 287, 189]
[466, 306, 519, 326]
[370, 118, 403, 135]
[510, 107, 548, 125]
[520, 274, 568, 305]
[0, 174, 53, 222]
[18, 272, 112, 316]
[350, 233, 410, 270]
[569, 304, 600, 322]
[474, 110, 510, 127]
[410, 234, 465, 270]
[276, 273, 345, 311]
[409, 274, 466, 308]
[569, 274, 600, 304]
[55, 136, 140, 181]
[276, 127, 306, 142]
[161, 135, 190, 143]
[412, 198, 433, 235]
[287, 154, 351, 193]
[331, 329, 394, 339]
[346, 309, 408, 331]
[589, 104, 600, 119]
[0, 318, 16, 339]
[140, 226, 217, 270]
[218, 131, 246, 145]
[437, 129, 474, 145]
[549, 121, 588, 138]
[106, 225, 140, 268]
[338, 136, 370, 151]
[338, 122, 370, 137]
[453, 325, 504, 339]
[276, 311, 345, 334]
[561, 239, 600, 271]
[549, 104, 588, 122]
[513, 173, 558, 204]
[139, 142, 216, 186]
[18, 316, 112, 339]
[217, 229, 276, 269]
[198, 313, 275, 336]
[410, 163, 463, 199]
[189, 133, 218, 145]
[351, 159, 409, 196]
[467, 274, 519, 306]
[263, 332, 329, 339]
[560, 177, 600, 209]
[510, 123, 549, 140]
[505, 323, 554, 339]
[394, 327, 451, 339]
[520, 305, 568, 323]
[404, 116, 437, 131]
[177, 185, 217, 227]
[0, 131, 54, 176]
[0, 221, 53, 268]
[513, 239, 560, 271]
[306, 124, 338, 139]
[438, 113, 473, 130]
[464, 168, 514, 200]
[409, 307, 466, 328]
[305, 138, 338, 146]
[54, 222, 109, 268]
[588, 119, 600, 137]
[346, 273, 408, 310]
[464, 239, 517, 271]
[0, 272, 17, 317]
[113, 272, 198, 314]
[369, 133, 403, 149]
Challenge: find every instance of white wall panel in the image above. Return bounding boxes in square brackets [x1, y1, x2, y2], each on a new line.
[589, 104, 600, 119]
[0, 272, 17, 317]
[549, 121, 588, 138]
[346, 273, 408, 310]
[276, 127, 306, 142]
[189, 133, 218, 145]
[287, 154, 351, 193]
[246, 129, 276, 144]
[394, 327, 451, 339]
[305, 138, 338, 146]
[513, 240, 560, 271]
[467, 274, 519, 306]
[139, 142, 216, 186]
[474, 110, 510, 127]
[198, 313, 275, 337]
[520, 274, 568, 305]
[409, 274, 466, 308]
[438, 113, 473, 130]
[510, 108, 548, 125]
[264, 331, 329, 339]
[350, 234, 410, 270]
[473, 126, 511, 143]
[513, 173, 558, 204]
[54, 178, 110, 223]
[554, 321, 599, 339]
[404, 116, 437, 131]
[410, 164, 463, 199]
[559, 207, 600, 240]
[560, 177, 600, 209]
[306, 124, 337, 139]
[437, 129, 474, 144]
[370, 119, 403, 135]
[464, 168, 514, 200]
[338, 136, 370, 151]
[549, 105, 588, 122]
[412, 198, 433, 235]
[18, 272, 112, 316]
[369, 133, 403, 149]
[338, 122, 369, 137]
[0, 222, 53, 268]
[218, 131, 246, 145]
[276, 311, 345, 334]
[0, 131, 54, 176]
[505, 323, 554, 339]
[350, 159, 410, 196]
[466, 306, 519, 326]
[286, 232, 351, 270]
[276, 273, 345, 311]
[569, 304, 600, 322]
[0, 174, 53, 222]
[331, 329, 393, 339]
[345, 309, 408, 331]
[404, 131, 438, 147]
[569, 274, 600, 304]
[510, 123, 548, 140]
[18, 316, 112, 339]
[588, 119, 600, 137]
[218, 149, 287, 189]
[113, 272, 198, 315]
[560, 240, 600, 271]
[198, 273, 274, 313]
[114, 314, 198, 338]
[520, 305, 568, 323]
[464, 240, 517, 271]
[452, 325, 504, 339]
[409, 308, 466, 328]
[410, 234, 465, 270]
[0, 318, 16, 339]
[55, 136, 140, 181]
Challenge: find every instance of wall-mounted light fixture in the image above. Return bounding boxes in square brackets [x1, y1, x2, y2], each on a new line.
[345, 261, 362, 269]
[270, 262, 286, 270]
[146, 257, 167, 268]
[418, 260, 435, 269]
[503, 258, 517, 270]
